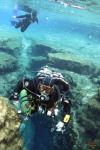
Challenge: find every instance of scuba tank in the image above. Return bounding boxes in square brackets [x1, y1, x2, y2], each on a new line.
[19, 89, 32, 116]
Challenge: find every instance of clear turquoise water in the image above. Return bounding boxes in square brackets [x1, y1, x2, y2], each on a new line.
[0, 0, 100, 66]
[0, 1, 100, 149]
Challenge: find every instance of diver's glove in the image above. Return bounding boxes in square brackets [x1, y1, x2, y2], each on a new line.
[55, 121, 64, 132]
[10, 92, 19, 101]
[55, 114, 70, 132]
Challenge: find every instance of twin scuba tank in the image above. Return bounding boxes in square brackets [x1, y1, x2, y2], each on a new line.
[19, 89, 33, 115]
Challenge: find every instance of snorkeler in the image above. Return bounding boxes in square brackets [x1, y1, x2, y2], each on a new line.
[11, 5, 38, 32]
[10, 66, 71, 132]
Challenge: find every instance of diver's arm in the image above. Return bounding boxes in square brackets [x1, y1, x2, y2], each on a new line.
[16, 14, 27, 18]
[14, 80, 24, 94]
[62, 99, 71, 124]
[55, 99, 71, 132]
[9, 80, 23, 101]
[10, 78, 33, 100]
[53, 78, 69, 92]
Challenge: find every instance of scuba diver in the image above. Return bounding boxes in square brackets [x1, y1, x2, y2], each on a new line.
[11, 5, 38, 32]
[10, 66, 71, 132]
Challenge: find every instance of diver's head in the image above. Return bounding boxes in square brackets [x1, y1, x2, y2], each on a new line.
[31, 11, 38, 23]
[31, 10, 37, 19]
[38, 77, 54, 95]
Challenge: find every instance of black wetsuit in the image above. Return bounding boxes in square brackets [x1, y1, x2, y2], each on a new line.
[15, 13, 38, 32]
[10, 76, 71, 119]
[11, 7, 38, 32]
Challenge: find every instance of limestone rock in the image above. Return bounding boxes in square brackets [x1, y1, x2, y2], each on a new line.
[87, 98, 100, 118]
[48, 52, 96, 75]
[0, 52, 17, 74]
[0, 35, 22, 56]
[0, 96, 23, 150]
[31, 44, 55, 56]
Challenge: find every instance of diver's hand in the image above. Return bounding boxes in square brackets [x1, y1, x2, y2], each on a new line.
[47, 110, 52, 116]
[56, 121, 64, 132]
[9, 92, 18, 101]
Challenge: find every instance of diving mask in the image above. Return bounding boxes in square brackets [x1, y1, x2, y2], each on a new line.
[39, 84, 54, 94]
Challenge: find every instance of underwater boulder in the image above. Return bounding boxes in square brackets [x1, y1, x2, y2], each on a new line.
[87, 98, 100, 120]
[29, 56, 48, 70]
[0, 35, 22, 56]
[0, 96, 23, 150]
[91, 75, 100, 85]
[74, 95, 100, 149]
[31, 44, 56, 56]
[0, 52, 18, 74]
[48, 52, 96, 75]
[0, 71, 24, 97]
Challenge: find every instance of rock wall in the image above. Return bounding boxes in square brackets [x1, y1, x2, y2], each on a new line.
[0, 96, 23, 150]
[0, 52, 17, 74]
